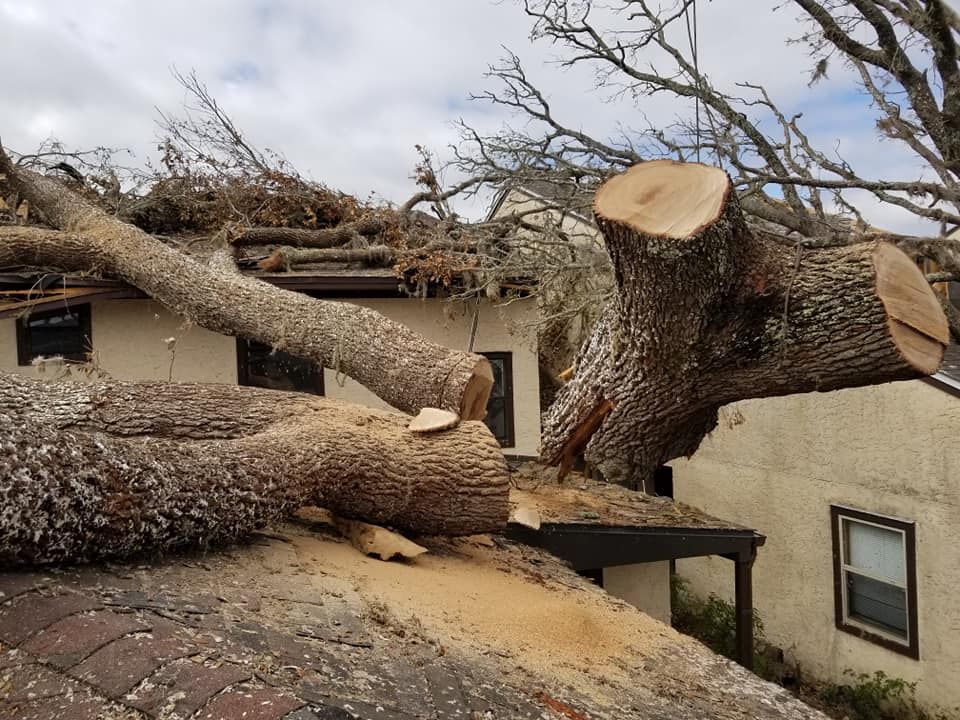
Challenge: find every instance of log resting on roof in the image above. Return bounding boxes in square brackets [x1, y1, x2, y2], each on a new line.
[0, 146, 492, 420]
[542, 160, 949, 488]
[0, 372, 510, 565]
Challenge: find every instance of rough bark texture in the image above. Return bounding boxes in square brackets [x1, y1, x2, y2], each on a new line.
[231, 218, 385, 247]
[0, 149, 491, 420]
[542, 160, 949, 487]
[0, 372, 510, 565]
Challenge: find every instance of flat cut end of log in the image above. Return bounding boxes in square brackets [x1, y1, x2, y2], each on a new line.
[873, 241, 948, 374]
[408, 407, 460, 433]
[593, 160, 730, 239]
[459, 357, 494, 421]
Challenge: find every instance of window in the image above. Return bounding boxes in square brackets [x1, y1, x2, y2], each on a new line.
[17, 306, 92, 365]
[481, 352, 515, 447]
[237, 340, 324, 395]
[831, 505, 919, 658]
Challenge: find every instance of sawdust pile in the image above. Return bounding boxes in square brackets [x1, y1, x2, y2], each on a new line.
[285, 527, 674, 698]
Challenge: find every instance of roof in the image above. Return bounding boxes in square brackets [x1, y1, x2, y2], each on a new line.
[509, 464, 744, 530]
[0, 518, 826, 720]
[507, 465, 763, 572]
[0, 268, 410, 319]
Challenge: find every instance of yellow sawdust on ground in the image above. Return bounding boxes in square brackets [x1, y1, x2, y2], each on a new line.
[277, 528, 677, 698]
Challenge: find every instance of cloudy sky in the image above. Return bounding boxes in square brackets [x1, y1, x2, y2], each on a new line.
[0, 0, 934, 231]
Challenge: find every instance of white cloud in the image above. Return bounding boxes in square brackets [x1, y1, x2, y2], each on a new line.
[0, 0, 941, 231]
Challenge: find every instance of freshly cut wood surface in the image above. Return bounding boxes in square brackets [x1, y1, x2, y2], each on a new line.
[408, 407, 460, 433]
[593, 160, 730, 239]
[873, 242, 950, 373]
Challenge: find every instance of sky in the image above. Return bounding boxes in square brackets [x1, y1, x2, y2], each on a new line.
[0, 0, 937, 233]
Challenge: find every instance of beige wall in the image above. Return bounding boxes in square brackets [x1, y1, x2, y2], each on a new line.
[493, 189, 600, 249]
[0, 300, 236, 383]
[320, 297, 541, 455]
[603, 562, 671, 625]
[672, 380, 960, 708]
[1, 296, 541, 454]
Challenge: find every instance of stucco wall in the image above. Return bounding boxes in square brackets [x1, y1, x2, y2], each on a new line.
[319, 297, 541, 456]
[0, 300, 236, 383]
[493, 189, 600, 249]
[672, 380, 960, 708]
[603, 562, 672, 625]
[1, 296, 541, 454]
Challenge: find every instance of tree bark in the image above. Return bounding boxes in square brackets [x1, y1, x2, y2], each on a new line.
[542, 160, 949, 487]
[0, 148, 492, 420]
[0, 371, 509, 565]
[231, 218, 385, 247]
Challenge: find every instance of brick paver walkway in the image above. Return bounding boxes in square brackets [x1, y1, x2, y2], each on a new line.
[0, 566, 543, 720]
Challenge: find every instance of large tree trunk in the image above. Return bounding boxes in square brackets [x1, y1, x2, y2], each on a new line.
[0, 372, 509, 565]
[542, 160, 949, 487]
[0, 148, 492, 421]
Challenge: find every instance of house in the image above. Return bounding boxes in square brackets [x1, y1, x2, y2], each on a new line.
[672, 356, 960, 709]
[0, 268, 541, 457]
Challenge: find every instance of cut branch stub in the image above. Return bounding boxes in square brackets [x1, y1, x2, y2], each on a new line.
[541, 160, 948, 486]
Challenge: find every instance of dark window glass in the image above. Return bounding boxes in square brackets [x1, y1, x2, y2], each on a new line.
[237, 340, 324, 395]
[847, 572, 908, 637]
[480, 352, 515, 447]
[653, 465, 674, 498]
[17, 306, 91, 365]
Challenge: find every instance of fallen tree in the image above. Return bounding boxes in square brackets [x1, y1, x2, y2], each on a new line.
[541, 161, 949, 486]
[0, 148, 949, 559]
[0, 373, 509, 564]
[0, 148, 493, 422]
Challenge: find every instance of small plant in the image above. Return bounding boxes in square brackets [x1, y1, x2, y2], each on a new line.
[820, 670, 916, 720]
[670, 575, 772, 678]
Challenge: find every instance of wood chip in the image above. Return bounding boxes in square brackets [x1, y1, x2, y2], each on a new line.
[509, 505, 542, 530]
[335, 517, 428, 561]
[408, 407, 460, 433]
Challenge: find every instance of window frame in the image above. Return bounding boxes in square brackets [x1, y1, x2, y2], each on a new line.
[830, 505, 919, 659]
[480, 351, 515, 448]
[16, 305, 93, 366]
[236, 339, 325, 395]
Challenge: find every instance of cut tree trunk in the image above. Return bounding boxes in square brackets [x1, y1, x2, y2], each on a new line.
[542, 160, 949, 488]
[0, 148, 492, 420]
[0, 371, 509, 565]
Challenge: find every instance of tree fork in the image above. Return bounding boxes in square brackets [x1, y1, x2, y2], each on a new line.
[0, 372, 510, 565]
[0, 147, 492, 420]
[541, 160, 949, 487]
